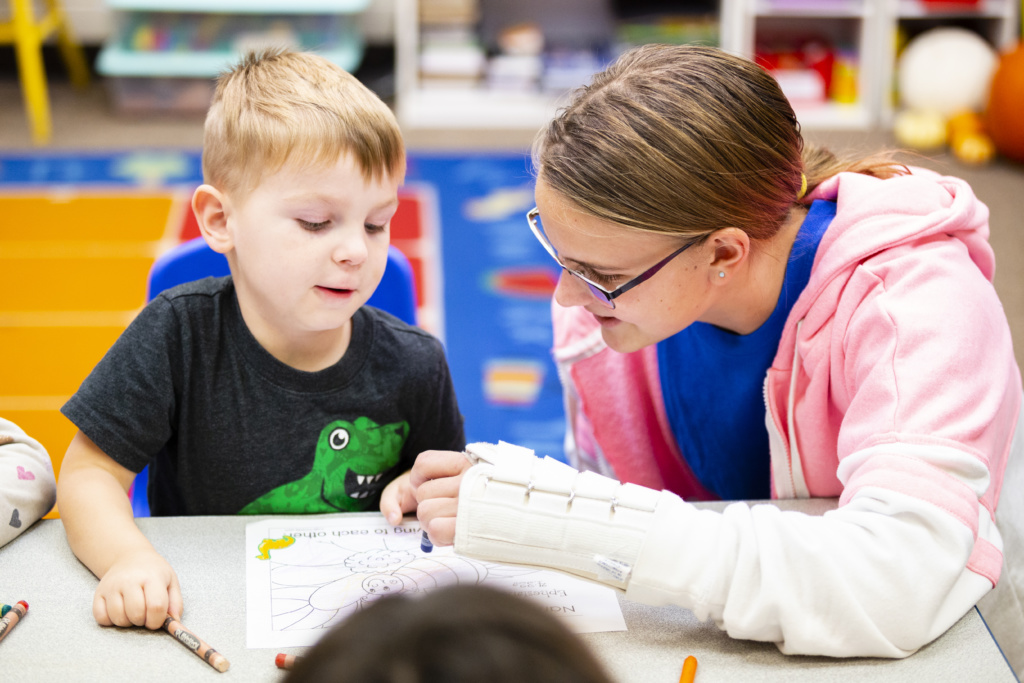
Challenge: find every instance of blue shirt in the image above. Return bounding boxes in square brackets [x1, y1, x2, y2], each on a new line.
[657, 200, 835, 500]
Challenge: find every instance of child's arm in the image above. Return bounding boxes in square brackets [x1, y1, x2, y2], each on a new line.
[380, 336, 467, 527]
[57, 431, 182, 630]
[0, 417, 57, 547]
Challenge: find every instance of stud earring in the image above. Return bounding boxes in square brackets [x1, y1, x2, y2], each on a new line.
[718, 271, 726, 278]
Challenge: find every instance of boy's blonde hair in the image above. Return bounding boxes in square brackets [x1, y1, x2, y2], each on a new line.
[203, 48, 404, 196]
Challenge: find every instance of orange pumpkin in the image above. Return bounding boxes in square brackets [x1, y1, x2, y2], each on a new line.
[986, 43, 1024, 163]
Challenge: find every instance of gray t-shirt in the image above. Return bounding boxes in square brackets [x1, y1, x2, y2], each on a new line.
[62, 277, 465, 516]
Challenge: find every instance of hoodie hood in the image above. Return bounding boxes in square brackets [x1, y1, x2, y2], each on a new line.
[776, 168, 994, 368]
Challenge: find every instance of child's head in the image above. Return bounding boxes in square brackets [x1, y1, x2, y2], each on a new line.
[284, 584, 615, 683]
[193, 49, 407, 365]
[202, 48, 404, 198]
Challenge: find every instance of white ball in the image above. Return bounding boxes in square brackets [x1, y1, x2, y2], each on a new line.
[898, 27, 998, 116]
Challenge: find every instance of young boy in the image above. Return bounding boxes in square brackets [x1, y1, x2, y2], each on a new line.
[56, 49, 465, 631]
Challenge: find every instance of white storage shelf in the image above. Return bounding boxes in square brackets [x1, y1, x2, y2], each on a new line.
[396, 0, 1019, 132]
[398, 89, 563, 131]
[394, 0, 557, 131]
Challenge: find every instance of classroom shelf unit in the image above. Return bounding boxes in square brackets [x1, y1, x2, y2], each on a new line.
[877, 0, 1020, 124]
[719, 0, 881, 129]
[395, 0, 562, 131]
[721, 0, 1019, 128]
[395, 0, 1020, 132]
[96, 0, 370, 112]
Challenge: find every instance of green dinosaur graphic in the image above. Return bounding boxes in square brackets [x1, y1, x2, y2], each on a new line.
[239, 417, 409, 514]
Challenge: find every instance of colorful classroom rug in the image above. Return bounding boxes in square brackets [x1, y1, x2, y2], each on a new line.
[0, 150, 565, 487]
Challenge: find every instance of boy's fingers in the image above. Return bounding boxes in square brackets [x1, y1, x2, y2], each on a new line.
[379, 492, 400, 525]
[381, 490, 417, 525]
[379, 473, 417, 525]
[121, 584, 148, 627]
[93, 592, 114, 627]
[379, 488, 404, 525]
[104, 591, 131, 628]
[143, 580, 170, 630]
[168, 573, 183, 622]
[397, 480, 419, 514]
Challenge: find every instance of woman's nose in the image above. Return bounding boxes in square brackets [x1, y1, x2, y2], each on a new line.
[553, 269, 593, 308]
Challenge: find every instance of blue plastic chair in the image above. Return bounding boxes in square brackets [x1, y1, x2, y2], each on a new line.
[131, 236, 418, 516]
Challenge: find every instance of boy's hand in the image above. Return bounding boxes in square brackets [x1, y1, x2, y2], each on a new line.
[379, 471, 418, 526]
[409, 450, 474, 547]
[94, 548, 182, 630]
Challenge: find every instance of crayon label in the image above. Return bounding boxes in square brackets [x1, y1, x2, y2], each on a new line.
[175, 629, 201, 651]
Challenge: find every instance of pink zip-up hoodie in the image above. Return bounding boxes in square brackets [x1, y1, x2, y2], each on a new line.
[551, 169, 1021, 656]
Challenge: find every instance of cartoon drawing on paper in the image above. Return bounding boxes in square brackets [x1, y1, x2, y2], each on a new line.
[259, 534, 535, 633]
[245, 517, 626, 649]
[256, 535, 295, 560]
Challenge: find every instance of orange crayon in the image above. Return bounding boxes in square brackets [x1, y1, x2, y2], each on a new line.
[0, 601, 28, 645]
[275, 653, 302, 670]
[162, 615, 230, 672]
[679, 655, 698, 683]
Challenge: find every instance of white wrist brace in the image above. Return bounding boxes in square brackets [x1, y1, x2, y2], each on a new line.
[454, 441, 661, 589]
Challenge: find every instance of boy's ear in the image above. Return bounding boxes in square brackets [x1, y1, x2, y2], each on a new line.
[192, 184, 233, 255]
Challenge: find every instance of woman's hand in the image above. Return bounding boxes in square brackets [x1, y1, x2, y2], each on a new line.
[409, 450, 474, 547]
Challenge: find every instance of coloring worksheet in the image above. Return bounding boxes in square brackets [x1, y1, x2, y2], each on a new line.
[245, 516, 626, 649]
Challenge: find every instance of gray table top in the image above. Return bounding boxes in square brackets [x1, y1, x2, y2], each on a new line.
[0, 500, 1014, 682]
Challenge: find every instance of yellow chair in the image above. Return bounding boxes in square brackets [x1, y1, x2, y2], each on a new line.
[0, 0, 90, 144]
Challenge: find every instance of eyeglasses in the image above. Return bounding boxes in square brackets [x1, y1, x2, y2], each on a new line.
[526, 207, 694, 309]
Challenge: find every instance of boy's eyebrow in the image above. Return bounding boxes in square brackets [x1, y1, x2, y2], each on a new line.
[284, 194, 401, 213]
[284, 192, 335, 205]
[373, 198, 401, 213]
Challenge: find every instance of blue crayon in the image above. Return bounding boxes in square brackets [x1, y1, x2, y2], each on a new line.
[420, 530, 433, 553]
[0, 605, 9, 618]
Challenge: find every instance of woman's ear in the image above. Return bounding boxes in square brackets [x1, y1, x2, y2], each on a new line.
[191, 184, 233, 255]
[707, 227, 750, 282]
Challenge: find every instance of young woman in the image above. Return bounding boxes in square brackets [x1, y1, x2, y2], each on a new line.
[411, 44, 1022, 664]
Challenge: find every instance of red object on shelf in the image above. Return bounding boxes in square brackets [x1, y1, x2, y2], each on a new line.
[919, 0, 981, 6]
[803, 41, 835, 95]
[755, 41, 836, 102]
